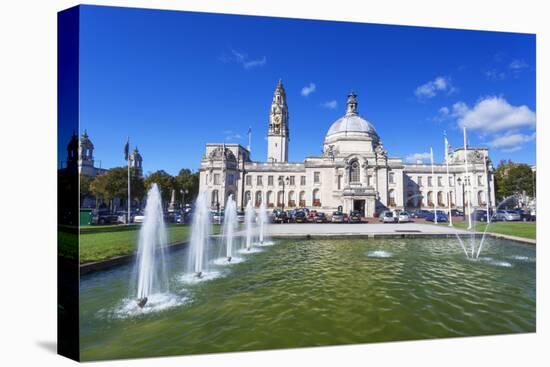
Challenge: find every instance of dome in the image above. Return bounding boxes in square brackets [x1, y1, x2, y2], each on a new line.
[324, 92, 378, 141]
[326, 114, 377, 136]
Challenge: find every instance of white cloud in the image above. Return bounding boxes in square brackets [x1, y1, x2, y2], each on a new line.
[223, 130, 243, 141]
[438, 106, 450, 116]
[488, 132, 535, 150]
[221, 49, 266, 70]
[432, 106, 451, 122]
[414, 76, 455, 99]
[485, 69, 506, 81]
[405, 152, 432, 163]
[453, 96, 536, 133]
[509, 59, 528, 70]
[321, 100, 338, 109]
[301, 83, 316, 97]
[243, 56, 266, 69]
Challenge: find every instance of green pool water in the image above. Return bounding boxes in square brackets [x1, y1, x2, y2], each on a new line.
[79, 236, 535, 361]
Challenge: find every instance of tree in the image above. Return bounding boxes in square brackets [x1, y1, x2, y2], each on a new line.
[90, 167, 145, 209]
[79, 174, 94, 205]
[493, 160, 535, 202]
[174, 168, 200, 204]
[144, 170, 176, 208]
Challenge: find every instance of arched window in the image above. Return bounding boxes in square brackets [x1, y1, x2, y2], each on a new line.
[277, 191, 284, 207]
[244, 191, 251, 205]
[388, 189, 396, 207]
[448, 191, 455, 207]
[211, 190, 219, 207]
[478, 191, 486, 205]
[437, 191, 444, 206]
[266, 191, 273, 208]
[312, 189, 321, 206]
[288, 191, 295, 207]
[350, 160, 360, 183]
[299, 191, 306, 207]
[255, 191, 262, 208]
[427, 191, 434, 207]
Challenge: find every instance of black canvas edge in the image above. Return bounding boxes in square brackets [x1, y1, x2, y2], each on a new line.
[57, 5, 81, 362]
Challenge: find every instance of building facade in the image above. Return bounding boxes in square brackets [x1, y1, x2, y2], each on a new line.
[66, 130, 144, 209]
[199, 81, 495, 216]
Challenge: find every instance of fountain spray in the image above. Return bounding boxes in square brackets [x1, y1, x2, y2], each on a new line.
[188, 191, 211, 278]
[245, 200, 255, 251]
[223, 194, 237, 261]
[135, 183, 168, 307]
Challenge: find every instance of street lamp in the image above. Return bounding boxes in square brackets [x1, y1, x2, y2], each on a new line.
[278, 176, 289, 212]
[457, 177, 466, 221]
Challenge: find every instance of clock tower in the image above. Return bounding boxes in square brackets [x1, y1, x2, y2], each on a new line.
[267, 79, 289, 163]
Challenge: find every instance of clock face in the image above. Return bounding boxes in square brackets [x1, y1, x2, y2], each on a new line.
[273, 115, 281, 125]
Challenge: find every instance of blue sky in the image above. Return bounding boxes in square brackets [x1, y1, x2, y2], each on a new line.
[77, 5, 536, 175]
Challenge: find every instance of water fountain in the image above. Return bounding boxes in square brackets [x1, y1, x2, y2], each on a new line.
[223, 195, 237, 261]
[187, 191, 211, 278]
[448, 194, 520, 261]
[244, 200, 255, 251]
[257, 202, 272, 246]
[135, 183, 168, 307]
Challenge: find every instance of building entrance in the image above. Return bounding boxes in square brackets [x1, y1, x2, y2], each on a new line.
[353, 199, 366, 216]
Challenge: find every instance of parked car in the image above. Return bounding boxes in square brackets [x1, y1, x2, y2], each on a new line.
[471, 209, 488, 222]
[450, 209, 464, 217]
[91, 209, 118, 225]
[503, 210, 521, 221]
[273, 210, 289, 223]
[212, 211, 224, 224]
[236, 211, 245, 223]
[182, 210, 193, 224]
[349, 210, 362, 223]
[294, 210, 308, 223]
[380, 210, 397, 223]
[425, 211, 448, 222]
[397, 211, 411, 223]
[410, 209, 432, 219]
[116, 210, 138, 224]
[287, 209, 298, 222]
[512, 209, 533, 222]
[331, 211, 345, 223]
[492, 210, 507, 221]
[314, 212, 328, 223]
[529, 208, 536, 221]
[306, 210, 317, 222]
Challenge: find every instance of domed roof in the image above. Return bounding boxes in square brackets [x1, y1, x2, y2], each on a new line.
[326, 114, 377, 136]
[325, 92, 378, 139]
[80, 129, 94, 148]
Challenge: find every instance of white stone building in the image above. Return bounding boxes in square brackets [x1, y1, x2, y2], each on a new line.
[199, 81, 495, 216]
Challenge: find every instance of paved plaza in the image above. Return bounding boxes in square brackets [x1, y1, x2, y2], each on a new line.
[236, 222, 469, 238]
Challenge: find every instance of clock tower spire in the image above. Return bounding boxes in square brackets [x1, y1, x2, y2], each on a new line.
[267, 79, 289, 162]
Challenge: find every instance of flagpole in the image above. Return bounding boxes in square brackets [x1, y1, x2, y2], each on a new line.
[444, 133, 453, 227]
[127, 137, 131, 225]
[463, 127, 472, 230]
[430, 147, 437, 224]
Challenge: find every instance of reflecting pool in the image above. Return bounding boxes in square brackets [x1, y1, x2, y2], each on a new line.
[80, 237, 535, 361]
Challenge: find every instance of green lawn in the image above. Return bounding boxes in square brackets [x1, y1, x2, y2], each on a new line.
[439, 220, 536, 240]
[78, 224, 221, 264]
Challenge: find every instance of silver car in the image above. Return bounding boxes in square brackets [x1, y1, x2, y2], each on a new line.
[398, 211, 411, 223]
[503, 210, 521, 221]
[380, 210, 397, 223]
